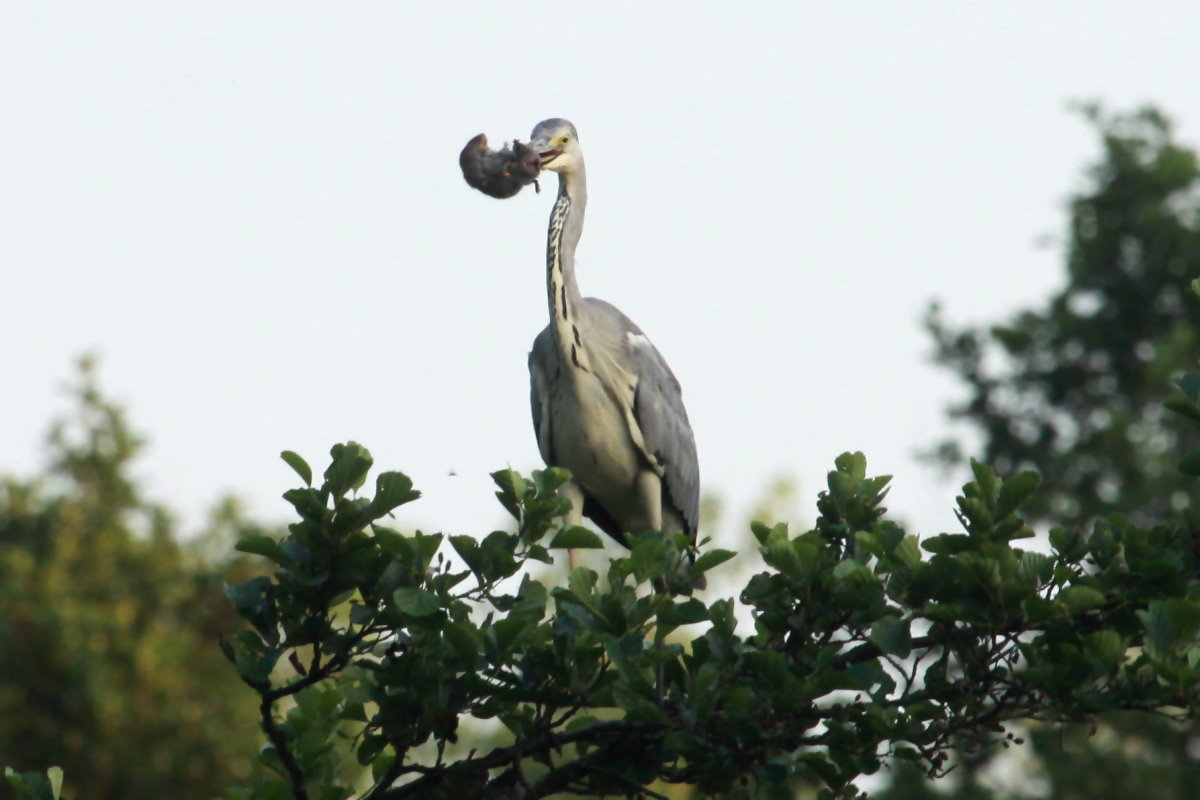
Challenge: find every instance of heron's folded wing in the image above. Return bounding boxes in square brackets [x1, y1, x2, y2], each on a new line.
[528, 328, 556, 465]
[627, 334, 700, 539]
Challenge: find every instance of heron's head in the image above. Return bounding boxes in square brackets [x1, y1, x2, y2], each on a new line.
[529, 118, 581, 174]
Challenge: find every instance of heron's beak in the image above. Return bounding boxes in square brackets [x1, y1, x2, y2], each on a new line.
[533, 141, 562, 167]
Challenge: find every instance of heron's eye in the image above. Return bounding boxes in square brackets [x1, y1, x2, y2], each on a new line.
[561, 136, 570, 144]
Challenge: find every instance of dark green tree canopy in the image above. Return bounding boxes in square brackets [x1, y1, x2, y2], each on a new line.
[883, 106, 1200, 800]
[1, 360, 270, 800]
[928, 106, 1200, 528]
[200, 417, 1200, 799]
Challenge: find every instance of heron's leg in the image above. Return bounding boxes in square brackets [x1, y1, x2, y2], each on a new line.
[635, 470, 663, 532]
[561, 480, 585, 571]
[636, 469, 669, 703]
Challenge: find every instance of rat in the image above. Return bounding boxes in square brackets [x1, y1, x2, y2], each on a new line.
[459, 133, 541, 199]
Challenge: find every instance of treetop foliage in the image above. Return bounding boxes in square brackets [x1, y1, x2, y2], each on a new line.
[196, 357, 1200, 799]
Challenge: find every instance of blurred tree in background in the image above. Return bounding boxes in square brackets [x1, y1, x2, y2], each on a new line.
[0, 358, 270, 800]
[927, 105, 1200, 529]
[883, 107, 1200, 798]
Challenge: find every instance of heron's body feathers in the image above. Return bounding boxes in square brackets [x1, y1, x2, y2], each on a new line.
[529, 298, 698, 542]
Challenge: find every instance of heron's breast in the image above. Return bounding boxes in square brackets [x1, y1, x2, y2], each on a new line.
[550, 371, 641, 498]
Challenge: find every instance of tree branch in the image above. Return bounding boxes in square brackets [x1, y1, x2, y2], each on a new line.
[259, 694, 309, 800]
[379, 720, 663, 799]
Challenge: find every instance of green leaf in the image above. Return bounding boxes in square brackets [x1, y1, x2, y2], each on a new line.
[487, 616, 527, 660]
[1049, 527, 1084, 557]
[492, 469, 526, 518]
[832, 559, 864, 581]
[5, 769, 49, 800]
[526, 544, 553, 564]
[224, 577, 278, 644]
[798, 752, 843, 790]
[349, 603, 375, 626]
[324, 442, 373, 499]
[47, 769, 62, 800]
[1139, 598, 1200, 653]
[1018, 551, 1053, 583]
[997, 470, 1040, 515]
[357, 734, 387, 767]
[1057, 585, 1106, 614]
[280, 450, 313, 486]
[548, 526, 605, 549]
[1085, 630, 1125, 669]
[1008, 525, 1036, 541]
[832, 558, 876, 588]
[870, 615, 912, 658]
[371, 753, 396, 785]
[854, 530, 882, 558]
[444, 621, 481, 665]
[1179, 449, 1200, 476]
[969, 459, 998, 500]
[235, 534, 290, 566]
[5, 768, 65, 800]
[532, 467, 570, 495]
[762, 526, 803, 580]
[892, 535, 921, 568]
[373, 525, 412, 558]
[567, 567, 598, 605]
[478, 531, 519, 579]
[414, 531, 444, 566]
[393, 587, 440, 616]
[612, 685, 668, 723]
[750, 520, 774, 545]
[921, 533, 974, 555]
[510, 577, 548, 622]
[283, 487, 326, 521]
[449, 534, 482, 571]
[693, 548, 736, 575]
[659, 597, 709, 627]
[1165, 395, 1200, 424]
[631, 535, 669, 582]
[230, 631, 280, 684]
[1176, 371, 1200, 400]
[834, 451, 868, 480]
[371, 471, 420, 515]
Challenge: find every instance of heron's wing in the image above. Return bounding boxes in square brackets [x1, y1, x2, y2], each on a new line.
[528, 327, 556, 465]
[627, 334, 700, 538]
[570, 301, 700, 541]
[581, 299, 700, 538]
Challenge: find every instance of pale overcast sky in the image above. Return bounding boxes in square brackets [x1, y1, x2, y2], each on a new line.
[4, 3, 1199, 550]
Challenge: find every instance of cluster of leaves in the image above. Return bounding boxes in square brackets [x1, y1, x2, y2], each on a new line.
[5, 767, 64, 800]
[216, 432, 1200, 799]
[901, 104, 1200, 800]
[0, 358, 268, 800]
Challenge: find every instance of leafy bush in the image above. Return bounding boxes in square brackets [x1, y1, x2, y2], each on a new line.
[0, 360, 267, 800]
[215, 409, 1200, 798]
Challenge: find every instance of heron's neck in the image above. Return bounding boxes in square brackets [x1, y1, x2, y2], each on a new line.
[546, 168, 591, 371]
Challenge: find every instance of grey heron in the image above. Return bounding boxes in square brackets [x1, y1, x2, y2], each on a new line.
[525, 118, 702, 589]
